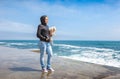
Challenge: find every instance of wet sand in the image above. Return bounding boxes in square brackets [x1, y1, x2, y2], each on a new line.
[0, 46, 120, 79]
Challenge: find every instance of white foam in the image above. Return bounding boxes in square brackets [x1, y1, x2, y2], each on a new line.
[7, 42, 37, 46]
[54, 44, 114, 53]
[54, 43, 120, 68]
[9, 43, 26, 45]
[0, 42, 5, 44]
[60, 53, 120, 68]
[54, 44, 80, 49]
[70, 49, 80, 52]
[80, 46, 114, 52]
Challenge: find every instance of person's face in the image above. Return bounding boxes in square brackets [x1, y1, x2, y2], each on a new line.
[45, 17, 48, 24]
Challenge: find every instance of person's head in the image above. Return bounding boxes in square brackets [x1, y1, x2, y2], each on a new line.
[40, 15, 48, 25]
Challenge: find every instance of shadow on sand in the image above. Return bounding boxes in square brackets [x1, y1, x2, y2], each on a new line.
[9, 67, 41, 72]
[9, 67, 54, 78]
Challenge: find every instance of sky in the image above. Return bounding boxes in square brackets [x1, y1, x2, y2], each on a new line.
[0, 0, 120, 40]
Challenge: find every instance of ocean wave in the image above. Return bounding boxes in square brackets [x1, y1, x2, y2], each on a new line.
[0, 42, 6, 44]
[54, 44, 80, 49]
[54, 43, 120, 68]
[60, 54, 120, 68]
[0, 42, 38, 49]
[54, 43, 114, 54]
[9, 43, 27, 45]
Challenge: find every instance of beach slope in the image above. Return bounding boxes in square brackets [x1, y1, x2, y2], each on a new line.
[0, 46, 120, 79]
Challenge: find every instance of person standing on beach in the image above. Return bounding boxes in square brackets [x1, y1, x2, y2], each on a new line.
[36, 15, 54, 72]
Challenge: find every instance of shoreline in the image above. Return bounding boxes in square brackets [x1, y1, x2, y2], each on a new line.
[0, 46, 120, 79]
[31, 48, 120, 68]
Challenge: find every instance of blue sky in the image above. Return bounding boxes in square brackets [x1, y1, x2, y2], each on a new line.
[0, 0, 120, 40]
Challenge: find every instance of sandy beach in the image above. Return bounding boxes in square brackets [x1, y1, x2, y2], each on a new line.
[0, 46, 120, 79]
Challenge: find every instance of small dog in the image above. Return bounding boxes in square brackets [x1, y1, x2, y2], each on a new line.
[49, 26, 56, 45]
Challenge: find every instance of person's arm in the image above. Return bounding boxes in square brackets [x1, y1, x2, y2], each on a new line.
[36, 25, 46, 40]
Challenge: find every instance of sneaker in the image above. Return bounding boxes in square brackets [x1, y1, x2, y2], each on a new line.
[42, 68, 48, 73]
[47, 68, 54, 71]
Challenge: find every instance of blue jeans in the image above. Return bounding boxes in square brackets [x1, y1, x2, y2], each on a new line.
[39, 41, 53, 69]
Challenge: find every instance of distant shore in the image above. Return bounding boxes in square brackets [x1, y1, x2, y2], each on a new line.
[0, 46, 120, 79]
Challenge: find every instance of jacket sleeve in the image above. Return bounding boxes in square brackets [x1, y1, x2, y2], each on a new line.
[36, 25, 46, 40]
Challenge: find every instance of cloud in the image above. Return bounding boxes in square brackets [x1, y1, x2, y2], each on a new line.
[0, 20, 37, 40]
[0, 20, 36, 33]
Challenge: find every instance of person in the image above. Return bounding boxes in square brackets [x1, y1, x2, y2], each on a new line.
[36, 15, 54, 72]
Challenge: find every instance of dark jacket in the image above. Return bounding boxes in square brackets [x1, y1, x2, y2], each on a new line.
[37, 24, 50, 42]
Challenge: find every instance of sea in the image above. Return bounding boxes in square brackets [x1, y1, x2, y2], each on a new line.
[0, 40, 120, 68]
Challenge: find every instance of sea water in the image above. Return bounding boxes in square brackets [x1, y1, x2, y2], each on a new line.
[0, 40, 120, 68]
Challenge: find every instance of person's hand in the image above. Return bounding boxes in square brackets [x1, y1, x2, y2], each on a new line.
[46, 37, 49, 41]
[46, 36, 50, 41]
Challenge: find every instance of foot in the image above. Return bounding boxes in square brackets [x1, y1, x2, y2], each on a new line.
[47, 68, 54, 72]
[42, 68, 48, 73]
